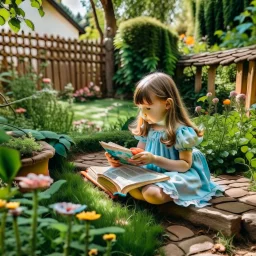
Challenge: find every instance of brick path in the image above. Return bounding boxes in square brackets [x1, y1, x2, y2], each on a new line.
[73, 152, 256, 256]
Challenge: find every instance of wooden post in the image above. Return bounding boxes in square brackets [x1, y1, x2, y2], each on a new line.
[246, 60, 256, 109]
[236, 62, 248, 94]
[207, 65, 217, 95]
[195, 66, 202, 93]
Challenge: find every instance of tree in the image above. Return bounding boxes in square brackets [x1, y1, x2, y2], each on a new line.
[0, 0, 44, 33]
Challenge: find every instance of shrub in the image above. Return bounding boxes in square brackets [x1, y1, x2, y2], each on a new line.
[114, 17, 179, 96]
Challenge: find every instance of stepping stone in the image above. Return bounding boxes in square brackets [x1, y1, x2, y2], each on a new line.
[211, 177, 222, 182]
[193, 254, 220, 256]
[225, 188, 248, 198]
[210, 196, 237, 204]
[239, 195, 256, 207]
[81, 154, 97, 159]
[74, 159, 84, 163]
[215, 202, 255, 214]
[159, 243, 184, 256]
[229, 182, 250, 188]
[216, 180, 234, 185]
[73, 162, 88, 170]
[236, 178, 251, 182]
[244, 253, 256, 256]
[218, 174, 241, 180]
[242, 210, 256, 242]
[166, 225, 194, 241]
[236, 250, 250, 255]
[177, 235, 213, 255]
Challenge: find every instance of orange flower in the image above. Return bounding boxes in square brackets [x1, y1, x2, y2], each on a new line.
[76, 211, 101, 221]
[103, 233, 116, 241]
[89, 249, 98, 256]
[185, 36, 195, 45]
[179, 34, 185, 40]
[6, 202, 20, 210]
[0, 200, 6, 208]
[223, 99, 231, 105]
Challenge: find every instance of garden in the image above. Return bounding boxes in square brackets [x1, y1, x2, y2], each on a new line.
[1, 0, 256, 255]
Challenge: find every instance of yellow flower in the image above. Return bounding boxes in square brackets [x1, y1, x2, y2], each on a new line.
[0, 200, 6, 208]
[6, 202, 20, 210]
[89, 249, 98, 256]
[179, 34, 185, 40]
[223, 99, 231, 105]
[76, 211, 101, 221]
[185, 36, 195, 45]
[103, 233, 116, 241]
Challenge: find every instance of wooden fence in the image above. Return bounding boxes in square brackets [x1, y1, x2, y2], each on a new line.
[0, 29, 106, 93]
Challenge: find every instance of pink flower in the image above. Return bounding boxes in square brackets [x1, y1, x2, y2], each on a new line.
[236, 93, 246, 102]
[230, 91, 237, 98]
[206, 92, 212, 97]
[93, 86, 100, 92]
[50, 202, 86, 216]
[15, 108, 26, 114]
[16, 173, 53, 191]
[89, 82, 94, 88]
[212, 98, 219, 104]
[195, 106, 202, 113]
[42, 78, 51, 84]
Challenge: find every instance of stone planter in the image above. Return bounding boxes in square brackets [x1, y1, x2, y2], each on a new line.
[18, 141, 55, 177]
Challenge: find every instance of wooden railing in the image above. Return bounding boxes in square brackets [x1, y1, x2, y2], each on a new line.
[0, 29, 106, 93]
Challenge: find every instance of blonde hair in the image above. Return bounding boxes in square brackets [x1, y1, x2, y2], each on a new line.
[129, 72, 203, 147]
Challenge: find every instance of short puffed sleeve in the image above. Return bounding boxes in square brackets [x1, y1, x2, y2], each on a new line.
[174, 126, 203, 151]
[134, 135, 147, 143]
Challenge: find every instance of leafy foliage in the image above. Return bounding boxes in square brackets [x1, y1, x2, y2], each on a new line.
[0, 0, 45, 33]
[114, 17, 179, 96]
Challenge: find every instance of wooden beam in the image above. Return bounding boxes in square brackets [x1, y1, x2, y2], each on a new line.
[195, 66, 202, 93]
[236, 62, 248, 94]
[246, 60, 256, 109]
[207, 65, 217, 95]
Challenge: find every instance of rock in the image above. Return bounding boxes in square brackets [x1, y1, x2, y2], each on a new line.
[73, 162, 88, 170]
[218, 175, 241, 180]
[166, 225, 194, 241]
[239, 195, 256, 207]
[177, 235, 213, 255]
[225, 188, 248, 198]
[229, 183, 250, 188]
[210, 196, 237, 204]
[159, 243, 184, 256]
[242, 210, 256, 242]
[216, 180, 234, 185]
[214, 202, 255, 214]
[236, 178, 251, 182]
[158, 203, 241, 236]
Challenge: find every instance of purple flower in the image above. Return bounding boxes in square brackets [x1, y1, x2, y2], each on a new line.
[206, 92, 212, 97]
[212, 98, 219, 104]
[230, 91, 237, 98]
[195, 106, 202, 113]
[236, 93, 246, 102]
[50, 202, 87, 216]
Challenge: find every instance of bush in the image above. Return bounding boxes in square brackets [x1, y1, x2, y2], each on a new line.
[114, 17, 179, 96]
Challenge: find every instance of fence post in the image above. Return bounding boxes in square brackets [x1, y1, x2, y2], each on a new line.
[103, 27, 114, 97]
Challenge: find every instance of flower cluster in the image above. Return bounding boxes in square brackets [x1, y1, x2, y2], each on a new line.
[72, 119, 101, 133]
[73, 82, 102, 102]
[15, 108, 26, 114]
[179, 34, 195, 45]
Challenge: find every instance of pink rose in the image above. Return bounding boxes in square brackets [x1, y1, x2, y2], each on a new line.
[195, 106, 202, 113]
[42, 78, 51, 84]
[212, 98, 219, 104]
[206, 92, 212, 97]
[15, 108, 27, 114]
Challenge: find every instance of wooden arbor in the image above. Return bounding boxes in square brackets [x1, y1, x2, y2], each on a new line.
[176, 45, 256, 109]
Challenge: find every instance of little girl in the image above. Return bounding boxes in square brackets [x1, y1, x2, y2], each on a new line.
[106, 72, 223, 207]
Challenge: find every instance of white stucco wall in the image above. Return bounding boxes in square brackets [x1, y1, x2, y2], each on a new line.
[1, 0, 79, 39]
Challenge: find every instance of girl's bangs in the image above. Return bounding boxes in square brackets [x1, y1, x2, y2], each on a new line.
[134, 87, 153, 105]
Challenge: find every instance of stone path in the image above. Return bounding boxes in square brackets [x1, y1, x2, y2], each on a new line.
[73, 152, 256, 256]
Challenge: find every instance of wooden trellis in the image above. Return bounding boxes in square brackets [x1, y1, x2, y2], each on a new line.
[0, 29, 106, 93]
[177, 45, 256, 109]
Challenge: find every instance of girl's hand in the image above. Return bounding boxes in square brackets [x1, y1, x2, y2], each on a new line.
[130, 147, 144, 155]
[128, 151, 155, 166]
[105, 152, 121, 167]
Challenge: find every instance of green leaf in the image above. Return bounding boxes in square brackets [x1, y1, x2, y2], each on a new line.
[220, 151, 229, 157]
[0, 8, 10, 20]
[250, 138, 256, 145]
[197, 96, 208, 102]
[89, 227, 125, 236]
[4, 0, 11, 4]
[54, 143, 67, 157]
[8, 18, 21, 33]
[241, 146, 249, 153]
[0, 16, 5, 25]
[15, 0, 23, 5]
[234, 157, 245, 164]
[208, 116, 215, 124]
[216, 158, 224, 163]
[10, 8, 16, 18]
[12, 129, 45, 140]
[251, 158, 256, 168]
[0, 147, 21, 183]
[40, 131, 60, 140]
[239, 138, 249, 145]
[18, 8, 25, 17]
[226, 168, 236, 173]
[59, 134, 74, 144]
[0, 129, 9, 144]
[236, 23, 253, 34]
[252, 120, 256, 127]
[31, 0, 40, 8]
[0, 187, 18, 199]
[40, 180, 66, 198]
[59, 138, 71, 150]
[246, 152, 254, 161]
[50, 223, 68, 232]
[25, 19, 34, 30]
[70, 241, 84, 251]
[38, 7, 45, 17]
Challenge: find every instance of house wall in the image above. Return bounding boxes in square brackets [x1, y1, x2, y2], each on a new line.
[2, 0, 79, 39]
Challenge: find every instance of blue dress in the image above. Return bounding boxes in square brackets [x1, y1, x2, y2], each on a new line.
[134, 126, 223, 208]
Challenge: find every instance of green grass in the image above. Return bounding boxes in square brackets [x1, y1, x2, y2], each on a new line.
[60, 99, 138, 127]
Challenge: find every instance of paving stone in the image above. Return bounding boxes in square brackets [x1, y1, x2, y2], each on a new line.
[229, 183, 250, 188]
[239, 195, 256, 207]
[81, 154, 97, 159]
[218, 174, 241, 180]
[225, 188, 248, 198]
[215, 202, 255, 214]
[236, 178, 251, 182]
[193, 254, 220, 256]
[216, 180, 234, 185]
[219, 185, 230, 191]
[158, 203, 241, 236]
[159, 243, 184, 256]
[242, 210, 256, 242]
[73, 162, 88, 170]
[210, 196, 237, 204]
[244, 253, 256, 256]
[248, 192, 256, 195]
[166, 225, 194, 241]
[236, 250, 250, 255]
[177, 235, 213, 255]
[81, 160, 103, 166]
[211, 177, 222, 182]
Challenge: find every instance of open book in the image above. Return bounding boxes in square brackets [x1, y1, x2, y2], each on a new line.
[81, 165, 170, 197]
[99, 141, 134, 165]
